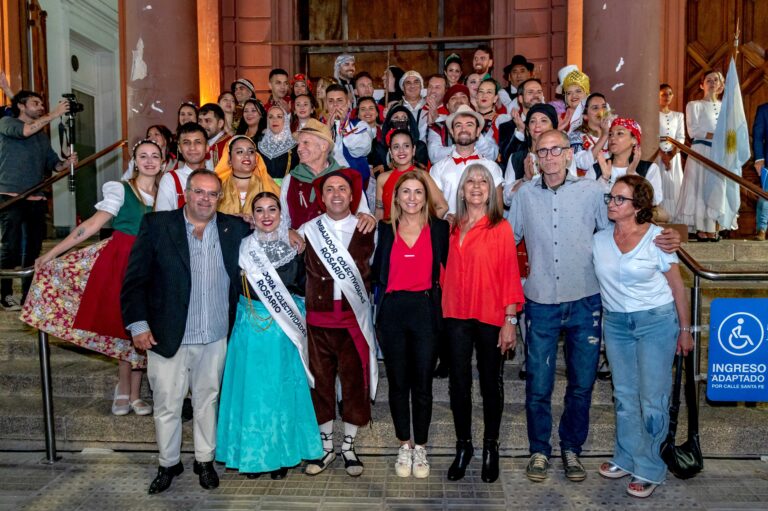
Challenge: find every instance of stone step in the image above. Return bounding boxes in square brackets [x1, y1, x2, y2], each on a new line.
[0, 395, 764, 457]
[681, 240, 768, 263]
[0, 356, 616, 405]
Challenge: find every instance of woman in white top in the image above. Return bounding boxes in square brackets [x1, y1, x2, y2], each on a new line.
[596, 118, 665, 217]
[657, 84, 686, 216]
[592, 175, 693, 498]
[21, 140, 162, 417]
[675, 71, 724, 240]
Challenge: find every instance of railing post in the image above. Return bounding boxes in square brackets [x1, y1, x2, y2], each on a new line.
[691, 274, 703, 386]
[37, 330, 59, 464]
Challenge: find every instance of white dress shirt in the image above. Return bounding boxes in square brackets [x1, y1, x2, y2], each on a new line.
[298, 212, 357, 300]
[430, 150, 504, 214]
[155, 164, 196, 211]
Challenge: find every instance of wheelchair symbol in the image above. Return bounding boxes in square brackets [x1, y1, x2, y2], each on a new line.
[717, 312, 764, 357]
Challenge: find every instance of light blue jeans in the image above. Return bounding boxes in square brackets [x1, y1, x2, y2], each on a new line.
[757, 169, 768, 231]
[602, 301, 678, 484]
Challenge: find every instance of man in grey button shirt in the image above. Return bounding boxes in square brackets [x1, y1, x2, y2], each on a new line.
[509, 129, 680, 483]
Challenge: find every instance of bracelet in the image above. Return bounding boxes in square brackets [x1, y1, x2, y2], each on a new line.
[680, 326, 692, 332]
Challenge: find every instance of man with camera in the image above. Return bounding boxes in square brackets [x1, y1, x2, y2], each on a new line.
[0, 91, 77, 309]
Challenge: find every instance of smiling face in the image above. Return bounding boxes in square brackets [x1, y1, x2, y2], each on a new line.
[357, 99, 378, 126]
[242, 102, 262, 128]
[296, 132, 329, 165]
[267, 107, 286, 134]
[585, 96, 608, 128]
[322, 175, 353, 219]
[178, 131, 207, 166]
[396, 177, 426, 216]
[520, 81, 544, 110]
[178, 105, 197, 125]
[389, 133, 415, 167]
[451, 115, 481, 146]
[252, 195, 281, 233]
[403, 76, 422, 101]
[465, 74, 482, 98]
[293, 95, 314, 120]
[527, 112, 554, 141]
[233, 83, 252, 104]
[564, 84, 586, 109]
[185, 172, 221, 222]
[445, 62, 462, 87]
[427, 76, 447, 102]
[339, 61, 356, 80]
[462, 168, 490, 208]
[293, 81, 308, 96]
[472, 49, 492, 75]
[229, 138, 257, 176]
[146, 127, 167, 151]
[270, 73, 289, 99]
[134, 142, 163, 178]
[446, 92, 470, 113]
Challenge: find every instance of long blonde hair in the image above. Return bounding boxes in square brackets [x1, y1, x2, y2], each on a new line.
[389, 171, 435, 236]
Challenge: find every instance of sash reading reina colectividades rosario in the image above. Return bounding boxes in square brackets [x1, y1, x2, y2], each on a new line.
[238, 235, 314, 387]
[302, 215, 379, 400]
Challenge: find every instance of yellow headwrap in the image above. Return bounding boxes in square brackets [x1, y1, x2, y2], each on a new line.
[562, 70, 590, 95]
[216, 135, 280, 215]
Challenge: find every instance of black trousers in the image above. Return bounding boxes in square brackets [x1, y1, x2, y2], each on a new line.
[445, 318, 504, 441]
[0, 197, 46, 300]
[378, 290, 438, 445]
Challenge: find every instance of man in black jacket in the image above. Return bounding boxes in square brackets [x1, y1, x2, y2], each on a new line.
[121, 169, 250, 494]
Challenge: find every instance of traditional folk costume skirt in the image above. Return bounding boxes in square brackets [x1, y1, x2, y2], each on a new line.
[216, 296, 322, 473]
[20, 230, 146, 368]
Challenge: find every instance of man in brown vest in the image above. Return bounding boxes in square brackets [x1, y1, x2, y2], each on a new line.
[298, 168, 377, 478]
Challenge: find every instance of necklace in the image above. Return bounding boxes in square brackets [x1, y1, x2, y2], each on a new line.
[232, 173, 251, 180]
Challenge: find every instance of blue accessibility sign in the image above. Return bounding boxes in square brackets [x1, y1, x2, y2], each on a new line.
[707, 298, 768, 402]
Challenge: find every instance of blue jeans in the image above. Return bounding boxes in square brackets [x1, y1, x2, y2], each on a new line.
[524, 294, 602, 457]
[757, 169, 768, 231]
[603, 302, 678, 484]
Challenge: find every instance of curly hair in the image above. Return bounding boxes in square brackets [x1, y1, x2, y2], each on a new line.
[615, 175, 654, 224]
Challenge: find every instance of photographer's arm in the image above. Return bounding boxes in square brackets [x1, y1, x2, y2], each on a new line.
[22, 100, 69, 137]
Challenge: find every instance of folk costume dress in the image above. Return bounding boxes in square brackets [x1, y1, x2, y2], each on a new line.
[258, 120, 299, 186]
[20, 181, 153, 368]
[216, 228, 322, 474]
[657, 110, 686, 216]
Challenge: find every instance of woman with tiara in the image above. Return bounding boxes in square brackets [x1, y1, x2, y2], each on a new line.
[21, 139, 162, 416]
[216, 191, 322, 480]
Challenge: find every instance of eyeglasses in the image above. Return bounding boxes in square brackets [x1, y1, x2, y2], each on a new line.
[535, 146, 569, 158]
[189, 188, 222, 200]
[603, 193, 634, 206]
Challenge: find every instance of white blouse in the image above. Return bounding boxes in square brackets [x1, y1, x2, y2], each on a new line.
[94, 181, 155, 216]
[592, 224, 678, 313]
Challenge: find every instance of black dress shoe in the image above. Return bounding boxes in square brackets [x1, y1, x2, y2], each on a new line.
[481, 439, 500, 483]
[447, 440, 474, 481]
[270, 467, 288, 480]
[148, 462, 183, 494]
[193, 460, 219, 489]
[181, 397, 193, 422]
[244, 472, 261, 479]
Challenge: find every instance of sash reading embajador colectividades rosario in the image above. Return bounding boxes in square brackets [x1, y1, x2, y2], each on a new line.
[239, 234, 314, 387]
[302, 215, 379, 400]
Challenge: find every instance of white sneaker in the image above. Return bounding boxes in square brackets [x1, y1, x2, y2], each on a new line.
[394, 444, 412, 477]
[412, 445, 430, 479]
[1, 295, 21, 311]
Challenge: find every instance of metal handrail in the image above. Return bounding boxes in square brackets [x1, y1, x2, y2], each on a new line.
[0, 267, 58, 464]
[676, 247, 768, 386]
[662, 136, 768, 201]
[271, 33, 518, 47]
[0, 139, 127, 211]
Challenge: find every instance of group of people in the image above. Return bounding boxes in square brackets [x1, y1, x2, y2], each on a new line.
[6, 44, 746, 499]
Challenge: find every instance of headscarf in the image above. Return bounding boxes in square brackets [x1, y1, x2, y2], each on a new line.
[291, 73, 313, 94]
[523, 103, 559, 150]
[216, 135, 280, 213]
[258, 105, 297, 160]
[381, 105, 420, 147]
[334, 54, 355, 82]
[611, 117, 642, 145]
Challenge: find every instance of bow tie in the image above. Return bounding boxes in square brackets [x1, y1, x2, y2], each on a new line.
[453, 154, 480, 165]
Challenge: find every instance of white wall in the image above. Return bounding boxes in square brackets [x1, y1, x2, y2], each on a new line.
[40, 0, 120, 230]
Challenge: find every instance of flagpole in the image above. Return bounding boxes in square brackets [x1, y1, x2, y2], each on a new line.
[733, 18, 740, 58]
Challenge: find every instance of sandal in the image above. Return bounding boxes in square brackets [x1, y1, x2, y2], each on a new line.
[111, 385, 130, 416]
[598, 461, 630, 479]
[626, 477, 658, 498]
[341, 435, 364, 477]
[304, 449, 336, 476]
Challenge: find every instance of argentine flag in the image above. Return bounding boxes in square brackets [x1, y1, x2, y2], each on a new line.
[709, 57, 750, 229]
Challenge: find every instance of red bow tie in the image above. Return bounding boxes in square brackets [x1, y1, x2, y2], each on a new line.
[453, 154, 480, 165]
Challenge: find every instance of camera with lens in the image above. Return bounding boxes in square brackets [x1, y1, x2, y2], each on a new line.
[62, 93, 84, 115]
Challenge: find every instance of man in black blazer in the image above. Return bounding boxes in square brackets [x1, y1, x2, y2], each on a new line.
[121, 169, 250, 494]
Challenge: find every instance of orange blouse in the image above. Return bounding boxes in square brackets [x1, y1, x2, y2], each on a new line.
[442, 216, 524, 327]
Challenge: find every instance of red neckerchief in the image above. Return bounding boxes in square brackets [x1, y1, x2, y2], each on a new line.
[453, 154, 480, 165]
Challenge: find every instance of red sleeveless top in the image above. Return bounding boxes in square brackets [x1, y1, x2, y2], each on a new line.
[381, 166, 415, 222]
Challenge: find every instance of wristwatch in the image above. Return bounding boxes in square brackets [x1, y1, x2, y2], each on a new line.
[505, 315, 518, 325]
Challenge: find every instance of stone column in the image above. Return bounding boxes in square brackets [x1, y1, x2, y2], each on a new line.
[122, 0, 199, 145]
[582, 0, 661, 156]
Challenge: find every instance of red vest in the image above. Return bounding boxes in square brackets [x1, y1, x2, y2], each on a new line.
[286, 177, 324, 228]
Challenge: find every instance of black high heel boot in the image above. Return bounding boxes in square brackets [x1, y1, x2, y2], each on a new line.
[481, 439, 500, 483]
[447, 439, 474, 481]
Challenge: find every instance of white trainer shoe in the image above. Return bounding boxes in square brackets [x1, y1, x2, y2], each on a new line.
[412, 445, 430, 479]
[395, 444, 412, 477]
